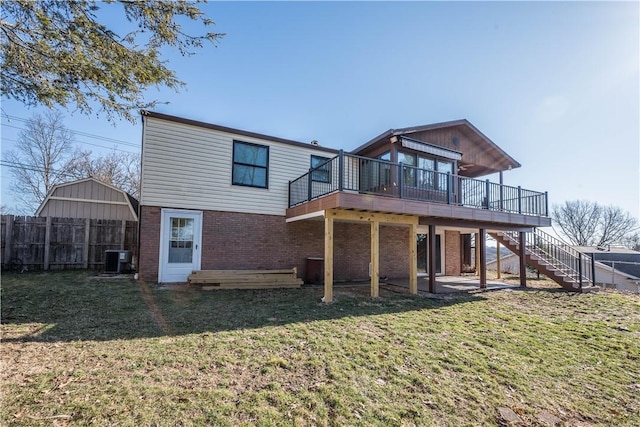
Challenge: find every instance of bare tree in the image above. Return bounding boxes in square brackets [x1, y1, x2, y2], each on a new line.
[553, 200, 638, 247]
[623, 232, 640, 251]
[2, 111, 83, 214]
[71, 149, 141, 199]
[598, 205, 638, 247]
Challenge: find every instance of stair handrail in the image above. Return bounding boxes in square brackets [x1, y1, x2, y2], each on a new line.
[499, 229, 594, 288]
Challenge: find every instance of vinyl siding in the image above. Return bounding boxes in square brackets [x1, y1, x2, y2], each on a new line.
[141, 117, 336, 216]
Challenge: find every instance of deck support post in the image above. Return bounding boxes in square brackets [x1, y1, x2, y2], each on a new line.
[428, 224, 436, 293]
[409, 222, 417, 294]
[519, 231, 527, 287]
[496, 242, 501, 279]
[474, 232, 480, 275]
[370, 220, 379, 298]
[479, 228, 487, 288]
[324, 212, 334, 303]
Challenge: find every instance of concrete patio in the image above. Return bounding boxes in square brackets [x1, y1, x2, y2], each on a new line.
[384, 273, 519, 294]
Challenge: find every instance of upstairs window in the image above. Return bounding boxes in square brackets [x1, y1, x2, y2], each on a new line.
[311, 155, 331, 183]
[398, 151, 417, 186]
[232, 141, 269, 188]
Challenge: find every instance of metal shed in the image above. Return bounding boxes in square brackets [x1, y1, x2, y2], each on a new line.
[35, 177, 138, 221]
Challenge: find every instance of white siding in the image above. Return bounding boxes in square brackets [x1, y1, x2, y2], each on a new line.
[594, 262, 639, 291]
[141, 117, 336, 216]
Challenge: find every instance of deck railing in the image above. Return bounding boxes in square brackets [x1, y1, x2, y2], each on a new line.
[289, 151, 549, 217]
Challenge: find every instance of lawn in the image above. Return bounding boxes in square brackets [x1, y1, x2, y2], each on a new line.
[1, 271, 639, 426]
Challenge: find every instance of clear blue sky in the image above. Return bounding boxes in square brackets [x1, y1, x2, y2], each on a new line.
[2, 1, 639, 221]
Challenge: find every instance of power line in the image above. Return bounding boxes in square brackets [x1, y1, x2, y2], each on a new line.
[1, 160, 79, 178]
[1, 114, 141, 151]
[0, 134, 139, 155]
[0, 123, 140, 154]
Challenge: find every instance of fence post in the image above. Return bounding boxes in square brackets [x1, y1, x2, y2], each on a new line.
[44, 216, 52, 270]
[3, 215, 14, 268]
[287, 181, 291, 207]
[120, 220, 126, 250]
[517, 186, 522, 214]
[446, 172, 451, 204]
[591, 255, 596, 288]
[83, 218, 91, 269]
[338, 150, 344, 191]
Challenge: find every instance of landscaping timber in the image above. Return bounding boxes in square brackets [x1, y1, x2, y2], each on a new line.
[188, 268, 302, 289]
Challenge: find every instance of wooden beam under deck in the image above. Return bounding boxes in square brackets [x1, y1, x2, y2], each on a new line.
[326, 208, 418, 225]
[324, 214, 334, 303]
[321, 208, 419, 302]
[371, 221, 380, 298]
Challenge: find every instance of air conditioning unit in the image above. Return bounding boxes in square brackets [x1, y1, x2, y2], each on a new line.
[104, 250, 132, 273]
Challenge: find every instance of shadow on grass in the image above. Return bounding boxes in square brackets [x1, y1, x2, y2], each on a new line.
[2, 270, 490, 343]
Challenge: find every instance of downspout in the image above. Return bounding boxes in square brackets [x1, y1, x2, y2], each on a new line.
[135, 111, 147, 279]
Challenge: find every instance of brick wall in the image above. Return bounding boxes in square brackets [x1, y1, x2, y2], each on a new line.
[138, 206, 412, 282]
[139, 206, 161, 281]
[444, 230, 461, 276]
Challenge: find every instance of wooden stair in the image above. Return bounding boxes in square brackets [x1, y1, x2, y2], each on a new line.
[490, 230, 599, 293]
[188, 268, 302, 290]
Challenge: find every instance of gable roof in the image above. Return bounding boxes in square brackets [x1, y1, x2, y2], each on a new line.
[141, 110, 339, 155]
[35, 177, 139, 220]
[352, 119, 521, 176]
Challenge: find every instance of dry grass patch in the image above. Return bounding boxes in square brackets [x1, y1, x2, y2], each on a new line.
[1, 271, 639, 426]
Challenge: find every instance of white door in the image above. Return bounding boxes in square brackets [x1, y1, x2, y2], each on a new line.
[159, 209, 202, 283]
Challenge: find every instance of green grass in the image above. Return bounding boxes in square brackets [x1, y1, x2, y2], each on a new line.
[2, 271, 639, 426]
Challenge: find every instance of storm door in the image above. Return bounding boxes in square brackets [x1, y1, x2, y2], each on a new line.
[159, 209, 202, 283]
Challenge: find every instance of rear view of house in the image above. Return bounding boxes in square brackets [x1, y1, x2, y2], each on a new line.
[138, 111, 595, 299]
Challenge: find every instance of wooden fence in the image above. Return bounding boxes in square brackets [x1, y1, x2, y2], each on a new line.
[1, 215, 138, 271]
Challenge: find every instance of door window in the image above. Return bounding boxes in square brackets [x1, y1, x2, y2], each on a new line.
[169, 217, 194, 263]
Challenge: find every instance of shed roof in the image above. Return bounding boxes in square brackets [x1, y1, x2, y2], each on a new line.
[35, 177, 139, 220]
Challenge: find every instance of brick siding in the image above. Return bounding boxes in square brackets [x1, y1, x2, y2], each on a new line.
[139, 206, 412, 282]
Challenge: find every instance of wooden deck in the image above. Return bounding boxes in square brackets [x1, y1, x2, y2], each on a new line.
[286, 191, 551, 228]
